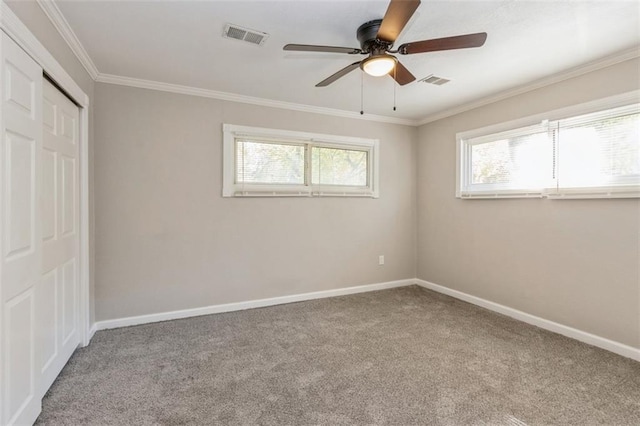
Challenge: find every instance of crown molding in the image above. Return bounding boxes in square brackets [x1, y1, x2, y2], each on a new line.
[416, 46, 640, 126]
[95, 73, 419, 126]
[36, 0, 99, 80]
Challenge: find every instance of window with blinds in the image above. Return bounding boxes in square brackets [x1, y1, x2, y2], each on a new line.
[311, 146, 368, 187]
[236, 140, 305, 185]
[553, 104, 639, 192]
[466, 125, 553, 193]
[457, 94, 639, 199]
[223, 124, 379, 197]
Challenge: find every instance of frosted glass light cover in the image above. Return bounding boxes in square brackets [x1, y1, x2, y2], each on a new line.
[362, 56, 396, 77]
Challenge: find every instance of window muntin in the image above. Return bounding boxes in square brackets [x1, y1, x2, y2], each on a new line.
[457, 94, 640, 199]
[223, 124, 379, 197]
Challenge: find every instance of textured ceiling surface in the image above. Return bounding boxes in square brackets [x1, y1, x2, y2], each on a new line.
[55, 0, 640, 121]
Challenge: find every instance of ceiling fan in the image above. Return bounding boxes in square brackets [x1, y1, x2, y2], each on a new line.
[283, 0, 487, 87]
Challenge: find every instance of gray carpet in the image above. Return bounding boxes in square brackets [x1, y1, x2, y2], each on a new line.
[36, 286, 640, 425]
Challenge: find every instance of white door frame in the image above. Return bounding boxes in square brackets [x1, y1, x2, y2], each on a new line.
[0, 1, 91, 346]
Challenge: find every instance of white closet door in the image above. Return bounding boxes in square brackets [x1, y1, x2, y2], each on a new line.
[39, 79, 80, 395]
[0, 32, 43, 426]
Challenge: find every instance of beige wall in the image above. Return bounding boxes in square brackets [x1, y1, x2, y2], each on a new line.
[93, 83, 417, 321]
[417, 58, 640, 348]
[6, 1, 96, 323]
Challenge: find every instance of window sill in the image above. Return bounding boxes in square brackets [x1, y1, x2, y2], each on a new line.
[545, 188, 640, 199]
[226, 190, 378, 198]
[458, 188, 640, 200]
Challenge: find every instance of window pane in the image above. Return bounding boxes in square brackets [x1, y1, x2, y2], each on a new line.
[311, 147, 368, 186]
[236, 140, 304, 185]
[471, 132, 552, 188]
[558, 112, 639, 187]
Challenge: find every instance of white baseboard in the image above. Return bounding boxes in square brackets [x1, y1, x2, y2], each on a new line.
[416, 279, 640, 362]
[88, 323, 97, 341]
[94, 278, 416, 331]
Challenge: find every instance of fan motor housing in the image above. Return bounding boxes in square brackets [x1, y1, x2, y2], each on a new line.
[357, 19, 390, 53]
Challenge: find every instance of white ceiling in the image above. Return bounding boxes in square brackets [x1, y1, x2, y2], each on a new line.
[54, 0, 640, 123]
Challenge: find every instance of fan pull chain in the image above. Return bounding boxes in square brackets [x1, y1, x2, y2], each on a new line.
[393, 64, 397, 111]
[360, 72, 364, 115]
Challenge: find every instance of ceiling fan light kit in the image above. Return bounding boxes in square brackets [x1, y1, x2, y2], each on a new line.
[361, 54, 397, 77]
[284, 0, 487, 88]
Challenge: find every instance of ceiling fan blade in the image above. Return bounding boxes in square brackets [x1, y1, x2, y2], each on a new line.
[284, 44, 361, 54]
[316, 61, 362, 87]
[398, 32, 487, 55]
[377, 0, 421, 43]
[389, 60, 416, 85]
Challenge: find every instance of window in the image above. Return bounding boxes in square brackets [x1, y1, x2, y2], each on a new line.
[223, 124, 379, 197]
[457, 92, 640, 199]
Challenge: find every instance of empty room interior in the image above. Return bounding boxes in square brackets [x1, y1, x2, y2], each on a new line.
[1, 0, 639, 424]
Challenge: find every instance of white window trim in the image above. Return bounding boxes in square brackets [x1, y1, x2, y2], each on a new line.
[223, 124, 380, 198]
[456, 90, 640, 199]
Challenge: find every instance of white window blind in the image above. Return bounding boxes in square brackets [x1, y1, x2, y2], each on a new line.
[457, 92, 640, 199]
[467, 125, 552, 194]
[552, 104, 639, 194]
[236, 140, 305, 185]
[223, 124, 379, 197]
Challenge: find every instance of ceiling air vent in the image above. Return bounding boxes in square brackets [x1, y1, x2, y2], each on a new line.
[223, 24, 269, 46]
[420, 74, 451, 86]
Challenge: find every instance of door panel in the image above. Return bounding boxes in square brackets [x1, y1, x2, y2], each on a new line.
[43, 99, 55, 132]
[4, 131, 35, 261]
[1, 31, 43, 426]
[5, 62, 35, 116]
[61, 156, 75, 236]
[42, 149, 57, 242]
[38, 269, 58, 373]
[60, 110, 75, 142]
[5, 290, 35, 422]
[62, 259, 76, 344]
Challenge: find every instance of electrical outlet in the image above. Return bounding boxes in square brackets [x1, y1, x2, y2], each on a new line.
[379, 255, 385, 265]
